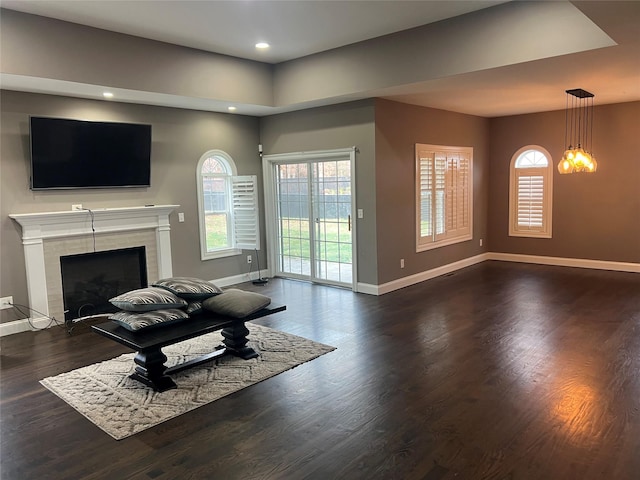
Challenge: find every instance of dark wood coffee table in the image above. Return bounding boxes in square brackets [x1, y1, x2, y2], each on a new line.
[92, 304, 286, 392]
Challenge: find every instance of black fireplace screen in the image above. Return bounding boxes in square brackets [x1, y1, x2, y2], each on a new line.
[60, 246, 147, 321]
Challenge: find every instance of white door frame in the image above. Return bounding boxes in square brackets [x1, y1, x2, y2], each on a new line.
[262, 147, 358, 292]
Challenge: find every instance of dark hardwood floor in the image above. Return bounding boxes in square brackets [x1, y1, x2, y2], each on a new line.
[2, 261, 640, 479]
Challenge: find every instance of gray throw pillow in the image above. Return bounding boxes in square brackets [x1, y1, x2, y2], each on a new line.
[202, 289, 271, 318]
[109, 287, 187, 312]
[109, 308, 189, 331]
[152, 277, 223, 300]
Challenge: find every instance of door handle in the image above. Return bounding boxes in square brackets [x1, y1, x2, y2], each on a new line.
[348, 214, 351, 232]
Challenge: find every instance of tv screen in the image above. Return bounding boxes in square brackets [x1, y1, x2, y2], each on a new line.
[30, 117, 151, 190]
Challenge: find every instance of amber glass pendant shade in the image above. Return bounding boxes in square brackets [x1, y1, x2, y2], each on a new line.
[558, 89, 597, 174]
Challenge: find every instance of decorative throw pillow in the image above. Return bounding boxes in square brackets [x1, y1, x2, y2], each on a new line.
[152, 277, 223, 300]
[185, 301, 204, 316]
[202, 288, 271, 318]
[109, 287, 187, 312]
[109, 309, 189, 331]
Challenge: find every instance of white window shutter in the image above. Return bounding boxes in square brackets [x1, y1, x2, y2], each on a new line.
[448, 152, 471, 239]
[232, 175, 260, 250]
[419, 153, 434, 240]
[516, 172, 545, 230]
[436, 152, 471, 242]
[416, 144, 473, 252]
[434, 153, 447, 237]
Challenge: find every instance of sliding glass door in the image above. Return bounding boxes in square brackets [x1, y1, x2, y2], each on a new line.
[263, 149, 357, 289]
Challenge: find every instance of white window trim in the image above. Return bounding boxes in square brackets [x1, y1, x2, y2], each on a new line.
[415, 144, 473, 252]
[508, 145, 553, 238]
[196, 150, 259, 260]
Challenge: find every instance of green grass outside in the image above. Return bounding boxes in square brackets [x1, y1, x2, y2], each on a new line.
[206, 215, 352, 263]
[279, 218, 352, 263]
[205, 214, 229, 250]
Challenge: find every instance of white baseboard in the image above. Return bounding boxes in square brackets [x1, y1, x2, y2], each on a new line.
[487, 252, 640, 273]
[0, 316, 59, 337]
[367, 253, 490, 295]
[211, 271, 260, 287]
[355, 283, 380, 295]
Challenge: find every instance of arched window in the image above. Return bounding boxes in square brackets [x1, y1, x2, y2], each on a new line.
[509, 146, 553, 238]
[196, 150, 259, 260]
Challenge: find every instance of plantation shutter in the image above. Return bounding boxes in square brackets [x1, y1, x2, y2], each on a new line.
[418, 151, 434, 240]
[515, 170, 545, 231]
[434, 153, 446, 237]
[416, 144, 472, 251]
[439, 152, 471, 242]
[232, 175, 260, 250]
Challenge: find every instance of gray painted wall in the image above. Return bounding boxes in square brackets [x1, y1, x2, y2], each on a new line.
[259, 100, 378, 285]
[1, 9, 273, 107]
[0, 90, 263, 323]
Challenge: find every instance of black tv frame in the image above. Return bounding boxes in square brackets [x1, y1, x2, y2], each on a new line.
[29, 116, 152, 190]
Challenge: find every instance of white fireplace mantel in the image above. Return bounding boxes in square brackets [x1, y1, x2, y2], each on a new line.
[10, 205, 179, 241]
[9, 205, 179, 330]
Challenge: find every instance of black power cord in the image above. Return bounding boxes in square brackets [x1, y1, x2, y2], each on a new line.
[5, 302, 67, 332]
[81, 207, 97, 252]
[252, 248, 268, 285]
[8, 301, 102, 335]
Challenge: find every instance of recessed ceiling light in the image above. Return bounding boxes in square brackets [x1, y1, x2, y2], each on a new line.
[255, 42, 270, 49]
[103, 92, 114, 98]
[228, 106, 237, 112]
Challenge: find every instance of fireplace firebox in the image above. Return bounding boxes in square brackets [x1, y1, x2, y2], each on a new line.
[60, 247, 147, 321]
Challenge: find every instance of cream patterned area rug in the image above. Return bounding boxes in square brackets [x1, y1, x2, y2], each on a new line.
[40, 324, 335, 440]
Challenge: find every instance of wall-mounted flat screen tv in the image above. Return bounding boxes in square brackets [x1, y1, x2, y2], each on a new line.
[30, 116, 152, 190]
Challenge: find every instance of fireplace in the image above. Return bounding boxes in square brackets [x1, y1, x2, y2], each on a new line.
[8, 205, 178, 333]
[61, 247, 148, 321]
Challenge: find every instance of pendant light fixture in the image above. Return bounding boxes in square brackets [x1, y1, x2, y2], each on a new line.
[558, 88, 597, 174]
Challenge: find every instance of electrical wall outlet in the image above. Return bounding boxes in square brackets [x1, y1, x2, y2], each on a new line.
[71, 204, 83, 211]
[479, 238, 483, 247]
[400, 258, 405, 269]
[0, 296, 13, 310]
[247, 255, 252, 264]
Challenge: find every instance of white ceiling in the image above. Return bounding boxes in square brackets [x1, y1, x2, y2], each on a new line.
[1, 0, 639, 117]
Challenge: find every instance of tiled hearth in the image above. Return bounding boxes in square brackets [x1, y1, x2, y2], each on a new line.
[7, 205, 178, 335]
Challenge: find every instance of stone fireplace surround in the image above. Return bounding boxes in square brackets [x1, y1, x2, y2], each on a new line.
[7, 205, 178, 335]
